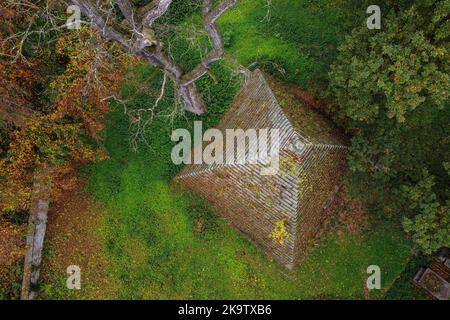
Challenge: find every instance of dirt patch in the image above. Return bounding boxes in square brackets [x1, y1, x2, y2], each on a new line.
[289, 86, 324, 112]
[314, 188, 370, 244]
[39, 181, 116, 299]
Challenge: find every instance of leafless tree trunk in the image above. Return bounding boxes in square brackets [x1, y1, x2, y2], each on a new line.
[66, 0, 238, 115]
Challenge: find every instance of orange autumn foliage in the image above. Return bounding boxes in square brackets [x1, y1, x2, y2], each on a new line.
[0, 27, 130, 212]
[0, 4, 42, 127]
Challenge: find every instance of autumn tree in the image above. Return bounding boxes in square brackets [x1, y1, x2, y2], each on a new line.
[0, 0, 242, 211]
[0, 3, 42, 128]
[0, 2, 129, 211]
[0, 0, 243, 210]
[63, 0, 238, 115]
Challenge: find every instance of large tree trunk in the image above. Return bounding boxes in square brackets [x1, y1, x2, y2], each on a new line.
[179, 83, 206, 115]
[67, 0, 237, 115]
[140, 51, 206, 115]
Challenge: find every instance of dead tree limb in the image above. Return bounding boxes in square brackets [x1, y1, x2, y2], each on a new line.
[181, 0, 237, 87]
[141, 0, 173, 27]
[116, 0, 135, 25]
[64, 0, 238, 115]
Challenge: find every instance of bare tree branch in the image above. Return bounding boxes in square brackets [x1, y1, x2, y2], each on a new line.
[141, 0, 173, 28]
[62, 0, 238, 115]
[116, 0, 135, 25]
[126, 71, 169, 151]
[66, 0, 131, 49]
[181, 0, 237, 86]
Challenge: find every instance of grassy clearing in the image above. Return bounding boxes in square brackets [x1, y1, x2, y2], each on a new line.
[217, 0, 350, 88]
[170, 0, 349, 88]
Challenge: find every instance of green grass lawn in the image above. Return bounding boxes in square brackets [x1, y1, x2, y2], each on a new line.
[38, 0, 414, 299]
[217, 0, 352, 88]
[165, 0, 352, 89]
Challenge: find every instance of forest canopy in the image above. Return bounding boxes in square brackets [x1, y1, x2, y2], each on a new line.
[329, 0, 449, 253]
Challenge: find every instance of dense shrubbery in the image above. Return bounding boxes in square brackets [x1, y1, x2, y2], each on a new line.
[329, 0, 449, 253]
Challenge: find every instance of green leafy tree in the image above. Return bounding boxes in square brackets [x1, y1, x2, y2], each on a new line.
[402, 167, 449, 254]
[329, 0, 449, 253]
[331, 2, 449, 123]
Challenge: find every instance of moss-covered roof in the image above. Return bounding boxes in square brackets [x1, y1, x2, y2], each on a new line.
[265, 74, 347, 147]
